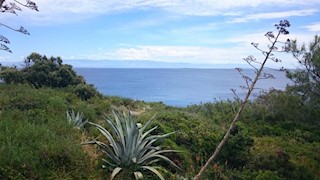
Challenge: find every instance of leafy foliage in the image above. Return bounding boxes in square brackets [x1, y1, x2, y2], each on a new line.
[84, 111, 180, 180]
[0, 84, 101, 179]
[0, 82, 319, 179]
[218, 123, 254, 168]
[0, 52, 100, 100]
[72, 83, 100, 101]
[0, 53, 85, 88]
[286, 35, 320, 106]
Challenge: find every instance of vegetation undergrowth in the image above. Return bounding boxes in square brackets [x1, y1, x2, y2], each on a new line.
[1, 82, 318, 179]
[0, 35, 319, 179]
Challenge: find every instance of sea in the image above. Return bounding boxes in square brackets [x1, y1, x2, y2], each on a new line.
[75, 68, 292, 107]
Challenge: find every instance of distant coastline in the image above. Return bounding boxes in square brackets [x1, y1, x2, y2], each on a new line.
[1, 59, 251, 69]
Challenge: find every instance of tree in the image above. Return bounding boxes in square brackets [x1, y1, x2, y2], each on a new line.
[286, 35, 320, 106]
[0, 52, 85, 88]
[0, 0, 38, 53]
[194, 20, 291, 179]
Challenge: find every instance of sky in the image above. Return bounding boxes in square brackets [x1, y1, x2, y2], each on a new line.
[1, 0, 320, 68]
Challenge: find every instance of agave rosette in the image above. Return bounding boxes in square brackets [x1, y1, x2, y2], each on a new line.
[84, 110, 180, 180]
[66, 109, 88, 129]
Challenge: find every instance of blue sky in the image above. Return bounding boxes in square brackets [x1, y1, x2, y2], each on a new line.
[1, 0, 320, 68]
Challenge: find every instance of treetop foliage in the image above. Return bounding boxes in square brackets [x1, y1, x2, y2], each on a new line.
[0, 52, 85, 88]
[286, 35, 320, 106]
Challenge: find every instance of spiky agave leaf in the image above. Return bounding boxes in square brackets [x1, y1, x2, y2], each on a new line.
[103, 117, 125, 154]
[123, 112, 139, 165]
[105, 111, 126, 148]
[134, 171, 143, 179]
[137, 148, 181, 171]
[102, 158, 117, 167]
[111, 167, 122, 180]
[81, 140, 120, 165]
[66, 109, 87, 128]
[84, 110, 180, 180]
[141, 166, 165, 180]
[143, 153, 181, 170]
[139, 114, 157, 133]
[137, 131, 176, 160]
[88, 122, 123, 159]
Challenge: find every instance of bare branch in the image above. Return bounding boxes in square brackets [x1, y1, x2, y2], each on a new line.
[1, 0, 38, 53]
[0, 0, 5, 7]
[13, 0, 38, 11]
[194, 20, 290, 180]
[258, 72, 275, 80]
[1, 1, 21, 14]
[0, 23, 30, 35]
[269, 56, 282, 63]
[1, 43, 12, 53]
[243, 56, 260, 70]
[230, 88, 241, 102]
[251, 42, 265, 52]
[0, 35, 10, 44]
[265, 31, 275, 43]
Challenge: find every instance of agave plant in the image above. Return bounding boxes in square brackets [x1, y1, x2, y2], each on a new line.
[84, 110, 180, 180]
[66, 109, 88, 129]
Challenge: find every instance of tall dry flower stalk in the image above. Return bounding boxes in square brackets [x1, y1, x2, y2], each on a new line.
[194, 20, 291, 180]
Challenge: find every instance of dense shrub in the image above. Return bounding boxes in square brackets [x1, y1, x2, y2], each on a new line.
[218, 123, 254, 168]
[0, 53, 85, 88]
[223, 170, 283, 180]
[253, 90, 304, 123]
[71, 83, 100, 100]
[0, 84, 103, 179]
[188, 100, 239, 124]
[136, 108, 224, 178]
[0, 110, 93, 179]
[248, 90, 320, 141]
[0, 53, 101, 100]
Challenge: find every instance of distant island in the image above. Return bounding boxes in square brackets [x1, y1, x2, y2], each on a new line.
[64, 59, 250, 69]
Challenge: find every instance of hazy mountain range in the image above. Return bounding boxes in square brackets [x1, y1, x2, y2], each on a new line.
[65, 60, 249, 69]
[1, 59, 249, 69]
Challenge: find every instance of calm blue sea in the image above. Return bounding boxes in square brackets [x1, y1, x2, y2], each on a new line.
[75, 68, 292, 107]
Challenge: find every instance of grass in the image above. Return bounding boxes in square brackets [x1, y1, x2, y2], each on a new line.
[0, 83, 319, 179]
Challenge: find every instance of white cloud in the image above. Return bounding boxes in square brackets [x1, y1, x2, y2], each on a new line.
[73, 41, 302, 69]
[2, 0, 320, 24]
[304, 22, 320, 32]
[71, 26, 314, 68]
[229, 9, 318, 23]
[226, 30, 317, 67]
[227, 30, 316, 50]
[165, 0, 320, 16]
[0, 56, 8, 60]
[81, 45, 249, 65]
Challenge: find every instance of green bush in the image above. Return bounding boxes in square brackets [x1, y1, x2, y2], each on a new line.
[0, 53, 85, 88]
[253, 90, 304, 123]
[0, 114, 93, 179]
[218, 123, 254, 168]
[72, 83, 100, 100]
[224, 170, 283, 180]
[0, 84, 102, 179]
